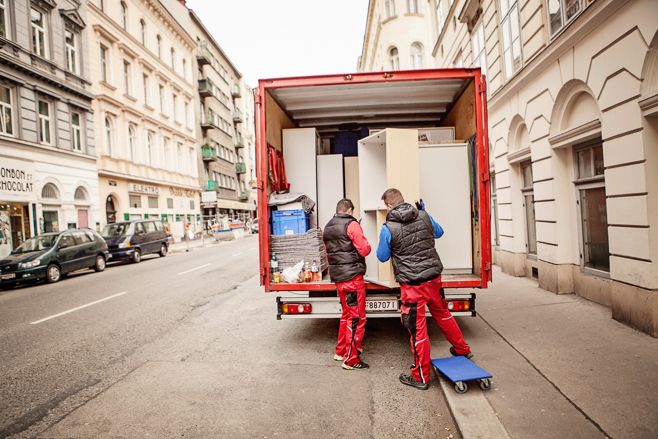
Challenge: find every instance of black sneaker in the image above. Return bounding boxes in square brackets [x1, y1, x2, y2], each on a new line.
[342, 361, 370, 370]
[399, 373, 429, 390]
[450, 347, 474, 360]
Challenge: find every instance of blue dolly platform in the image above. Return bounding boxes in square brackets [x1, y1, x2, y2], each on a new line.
[431, 356, 493, 394]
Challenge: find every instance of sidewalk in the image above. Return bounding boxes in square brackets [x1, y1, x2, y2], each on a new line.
[437, 266, 658, 439]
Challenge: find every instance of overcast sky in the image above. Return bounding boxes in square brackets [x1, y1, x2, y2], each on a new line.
[185, 0, 370, 87]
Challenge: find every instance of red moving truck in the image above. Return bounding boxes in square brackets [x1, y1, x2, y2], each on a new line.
[255, 69, 491, 319]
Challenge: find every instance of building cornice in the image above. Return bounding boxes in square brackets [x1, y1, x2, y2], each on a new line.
[358, 0, 376, 71]
[548, 120, 602, 149]
[97, 169, 201, 192]
[488, 0, 630, 111]
[638, 92, 658, 118]
[507, 146, 531, 164]
[0, 135, 96, 162]
[188, 10, 242, 78]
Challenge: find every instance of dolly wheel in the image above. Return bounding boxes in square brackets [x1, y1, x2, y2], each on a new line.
[479, 378, 492, 390]
[455, 381, 468, 394]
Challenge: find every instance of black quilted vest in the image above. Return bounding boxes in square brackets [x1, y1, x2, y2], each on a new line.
[386, 203, 443, 284]
[323, 213, 367, 283]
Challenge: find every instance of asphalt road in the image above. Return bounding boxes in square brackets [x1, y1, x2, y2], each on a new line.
[0, 236, 459, 439]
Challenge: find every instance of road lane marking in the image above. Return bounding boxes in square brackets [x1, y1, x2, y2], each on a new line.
[177, 263, 211, 276]
[30, 292, 128, 325]
[232, 252, 243, 257]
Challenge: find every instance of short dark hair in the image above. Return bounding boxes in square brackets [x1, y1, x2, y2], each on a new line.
[381, 188, 404, 206]
[336, 198, 354, 213]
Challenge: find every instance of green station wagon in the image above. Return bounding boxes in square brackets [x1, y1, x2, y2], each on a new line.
[0, 229, 109, 288]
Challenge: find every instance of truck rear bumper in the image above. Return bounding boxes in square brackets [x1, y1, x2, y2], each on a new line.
[276, 292, 476, 319]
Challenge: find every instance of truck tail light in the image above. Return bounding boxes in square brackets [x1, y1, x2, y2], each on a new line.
[282, 303, 312, 314]
[447, 300, 470, 311]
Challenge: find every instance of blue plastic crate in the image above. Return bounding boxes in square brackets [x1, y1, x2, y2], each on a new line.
[272, 209, 310, 236]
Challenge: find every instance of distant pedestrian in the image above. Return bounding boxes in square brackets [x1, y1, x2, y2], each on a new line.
[323, 198, 372, 370]
[376, 188, 472, 390]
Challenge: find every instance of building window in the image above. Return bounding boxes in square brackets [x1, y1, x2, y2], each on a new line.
[0, 85, 14, 136]
[410, 42, 424, 69]
[177, 143, 183, 172]
[104, 116, 113, 155]
[100, 44, 109, 82]
[436, 0, 446, 34]
[143, 73, 149, 106]
[520, 161, 536, 255]
[98, 0, 104, 11]
[189, 199, 194, 210]
[65, 29, 78, 74]
[163, 137, 170, 168]
[388, 46, 399, 70]
[407, 0, 419, 13]
[120, 1, 127, 30]
[74, 186, 87, 201]
[574, 141, 608, 272]
[182, 58, 187, 80]
[184, 101, 190, 127]
[123, 60, 131, 95]
[156, 34, 161, 58]
[38, 99, 52, 145]
[384, 0, 395, 18]
[170, 47, 175, 70]
[147, 131, 154, 164]
[128, 125, 136, 160]
[159, 84, 165, 113]
[71, 110, 82, 151]
[129, 194, 141, 208]
[31, 8, 48, 58]
[172, 93, 178, 121]
[470, 22, 487, 77]
[166, 198, 174, 209]
[139, 18, 146, 45]
[500, 0, 522, 78]
[548, 0, 582, 36]
[0, 0, 9, 38]
[148, 196, 158, 208]
[453, 50, 464, 68]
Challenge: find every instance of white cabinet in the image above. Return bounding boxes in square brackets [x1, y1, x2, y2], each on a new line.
[282, 128, 320, 224]
[419, 143, 473, 274]
[316, 154, 344, 229]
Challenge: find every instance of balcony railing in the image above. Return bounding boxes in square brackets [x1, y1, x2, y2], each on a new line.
[234, 134, 244, 148]
[231, 86, 242, 99]
[235, 162, 247, 174]
[196, 42, 212, 66]
[201, 144, 217, 161]
[198, 78, 214, 98]
[206, 180, 219, 191]
[238, 189, 249, 200]
[200, 111, 220, 130]
[233, 113, 243, 124]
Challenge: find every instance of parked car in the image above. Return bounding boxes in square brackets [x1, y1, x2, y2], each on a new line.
[0, 229, 109, 287]
[251, 218, 259, 234]
[102, 220, 169, 263]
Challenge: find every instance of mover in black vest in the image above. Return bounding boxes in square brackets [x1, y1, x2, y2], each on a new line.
[376, 188, 472, 390]
[323, 199, 372, 370]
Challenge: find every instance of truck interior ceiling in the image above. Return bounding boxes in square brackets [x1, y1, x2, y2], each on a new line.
[263, 75, 485, 289]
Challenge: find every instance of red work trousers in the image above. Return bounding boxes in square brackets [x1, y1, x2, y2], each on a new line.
[400, 276, 470, 384]
[335, 275, 367, 366]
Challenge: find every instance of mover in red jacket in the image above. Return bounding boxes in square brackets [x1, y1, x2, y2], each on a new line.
[323, 199, 372, 369]
[376, 188, 472, 390]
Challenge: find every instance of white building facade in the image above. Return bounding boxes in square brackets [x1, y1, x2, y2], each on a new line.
[87, 0, 200, 240]
[358, 0, 434, 72]
[359, 0, 658, 337]
[0, 0, 100, 258]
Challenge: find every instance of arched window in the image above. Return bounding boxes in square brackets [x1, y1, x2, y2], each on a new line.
[74, 186, 88, 202]
[139, 19, 146, 45]
[410, 42, 424, 69]
[41, 183, 59, 200]
[104, 116, 113, 155]
[128, 125, 136, 161]
[120, 1, 127, 30]
[388, 47, 399, 70]
[156, 34, 161, 58]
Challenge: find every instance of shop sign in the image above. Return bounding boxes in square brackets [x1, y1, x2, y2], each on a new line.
[201, 191, 216, 203]
[128, 183, 159, 195]
[169, 186, 198, 198]
[0, 158, 35, 198]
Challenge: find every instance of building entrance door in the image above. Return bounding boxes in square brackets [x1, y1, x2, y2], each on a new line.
[77, 209, 89, 228]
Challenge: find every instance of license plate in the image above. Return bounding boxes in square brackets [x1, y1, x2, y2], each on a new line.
[366, 299, 398, 311]
[1, 273, 16, 280]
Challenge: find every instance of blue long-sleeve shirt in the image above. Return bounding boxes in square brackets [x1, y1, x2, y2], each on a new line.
[376, 213, 444, 262]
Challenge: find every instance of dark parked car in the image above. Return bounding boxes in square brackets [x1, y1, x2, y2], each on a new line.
[102, 220, 169, 263]
[0, 229, 109, 287]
